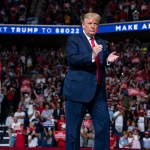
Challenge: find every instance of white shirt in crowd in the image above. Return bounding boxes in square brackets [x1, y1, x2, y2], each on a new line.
[137, 116, 145, 132]
[28, 135, 38, 147]
[11, 122, 21, 131]
[113, 111, 123, 127]
[143, 137, 150, 149]
[5, 116, 14, 127]
[14, 111, 25, 124]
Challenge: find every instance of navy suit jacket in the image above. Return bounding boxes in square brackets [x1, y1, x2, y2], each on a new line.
[63, 32, 110, 103]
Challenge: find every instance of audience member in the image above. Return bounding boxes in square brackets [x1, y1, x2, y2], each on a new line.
[9, 116, 21, 147]
[142, 131, 150, 149]
[119, 131, 132, 148]
[41, 127, 56, 147]
[14, 106, 25, 124]
[131, 128, 141, 149]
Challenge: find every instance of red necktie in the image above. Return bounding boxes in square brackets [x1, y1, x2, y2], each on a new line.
[90, 37, 101, 85]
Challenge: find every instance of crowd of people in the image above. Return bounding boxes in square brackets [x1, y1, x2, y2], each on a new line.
[0, 0, 150, 149]
[0, 0, 150, 25]
[0, 37, 149, 149]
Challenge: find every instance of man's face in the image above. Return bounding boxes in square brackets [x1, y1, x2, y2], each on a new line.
[82, 17, 98, 37]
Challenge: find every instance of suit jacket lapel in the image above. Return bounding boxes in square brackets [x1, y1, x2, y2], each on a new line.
[79, 32, 93, 52]
[79, 33, 104, 64]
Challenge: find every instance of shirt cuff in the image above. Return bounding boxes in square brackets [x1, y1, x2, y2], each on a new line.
[92, 55, 95, 62]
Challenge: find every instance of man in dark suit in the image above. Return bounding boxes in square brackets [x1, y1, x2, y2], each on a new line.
[52, 102, 64, 120]
[63, 13, 119, 150]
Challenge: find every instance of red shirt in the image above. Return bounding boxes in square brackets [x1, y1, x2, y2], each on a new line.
[37, 106, 44, 114]
[57, 140, 66, 147]
[57, 120, 65, 131]
[110, 135, 117, 148]
[119, 11, 128, 21]
[15, 130, 26, 147]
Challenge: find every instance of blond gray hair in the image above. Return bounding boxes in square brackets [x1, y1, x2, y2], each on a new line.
[81, 13, 101, 24]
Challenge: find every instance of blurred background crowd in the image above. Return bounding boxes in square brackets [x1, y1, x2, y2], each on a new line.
[0, 0, 150, 25]
[0, 0, 150, 149]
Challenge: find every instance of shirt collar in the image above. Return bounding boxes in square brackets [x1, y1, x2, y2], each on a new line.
[83, 30, 95, 41]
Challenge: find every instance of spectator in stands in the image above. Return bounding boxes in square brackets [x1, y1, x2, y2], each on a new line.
[56, 123, 66, 147]
[129, 98, 138, 114]
[0, 90, 4, 114]
[131, 128, 141, 149]
[28, 103, 40, 122]
[41, 127, 56, 147]
[20, 92, 32, 112]
[105, 5, 113, 23]
[128, 131, 133, 148]
[28, 127, 38, 147]
[64, 12, 71, 25]
[41, 103, 53, 121]
[56, 114, 66, 131]
[5, 111, 14, 145]
[86, 127, 95, 148]
[14, 106, 25, 124]
[6, 86, 15, 110]
[52, 102, 64, 120]
[109, 104, 115, 122]
[119, 7, 128, 22]
[31, 111, 44, 140]
[119, 131, 132, 148]
[132, 10, 140, 21]
[5, 111, 14, 129]
[80, 113, 93, 147]
[80, 123, 88, 148]
[15, 124, 27, 148]
[127, 120, 138, 132]
[142, 131, 150, 149]
[9, 116, 21, 147]
[36, 101, 44, 115]
[113, 105, 124, 136]
[110, 127, 118, 149]
[137, 108, 147, 140]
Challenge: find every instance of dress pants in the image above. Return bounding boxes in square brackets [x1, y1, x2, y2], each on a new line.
[65, 86, 110, 150]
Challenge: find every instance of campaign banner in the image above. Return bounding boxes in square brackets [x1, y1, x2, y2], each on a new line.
[121, 83, 128, 89]
[138, 90, 147, 97]
[83, 120, 92, 128]
[43, 120, 55, 127]
[128, 88, 139, 96]
[54, 131, 66, 140]
[0, 20, 150, 34]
